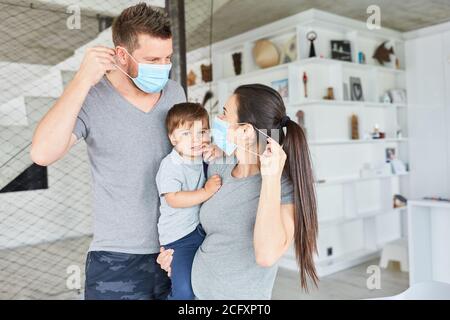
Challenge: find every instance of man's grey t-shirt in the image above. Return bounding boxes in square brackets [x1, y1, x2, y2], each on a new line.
[73, 76, 186, 254]
[156, 148, 205, 245]
[191, 160, 294, 300]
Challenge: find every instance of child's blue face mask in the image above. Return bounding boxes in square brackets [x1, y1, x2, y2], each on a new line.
[212, 116, 270, 156]
[115, 47, 172, 93]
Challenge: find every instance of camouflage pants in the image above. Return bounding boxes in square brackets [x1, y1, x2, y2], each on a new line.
[84, 251, 171, 300]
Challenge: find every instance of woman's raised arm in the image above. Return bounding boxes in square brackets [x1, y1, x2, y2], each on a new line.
[253, 138, 295, 267]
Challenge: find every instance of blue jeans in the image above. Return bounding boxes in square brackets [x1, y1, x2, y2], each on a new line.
[163, 224, 205, 300]
[84, 251, 171, 300]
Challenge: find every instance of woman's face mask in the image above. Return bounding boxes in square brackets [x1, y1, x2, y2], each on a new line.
[212, 116, 269, 157]
[114, 47, 172, 93]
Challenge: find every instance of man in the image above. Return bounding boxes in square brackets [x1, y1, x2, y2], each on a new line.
[31, 3, 186, 300]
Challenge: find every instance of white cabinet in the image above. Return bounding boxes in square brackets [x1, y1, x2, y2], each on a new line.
[408, 200, 450, 285]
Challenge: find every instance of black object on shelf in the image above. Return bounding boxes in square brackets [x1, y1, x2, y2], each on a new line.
[0, 163, 48, 193]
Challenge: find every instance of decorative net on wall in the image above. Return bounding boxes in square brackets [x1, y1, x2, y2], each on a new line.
[0, 0, 212, 300]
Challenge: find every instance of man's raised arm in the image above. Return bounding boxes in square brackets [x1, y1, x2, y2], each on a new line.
[30, 46, 116, 166]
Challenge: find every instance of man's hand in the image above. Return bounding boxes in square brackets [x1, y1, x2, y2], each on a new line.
[76, 46, 117, 87]
[204, 174, 221, 195]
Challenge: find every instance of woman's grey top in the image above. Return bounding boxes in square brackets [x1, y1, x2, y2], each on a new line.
[191, 160, 294, 300]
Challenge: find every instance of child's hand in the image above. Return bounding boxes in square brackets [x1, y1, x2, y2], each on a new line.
[204, 174, 221, 195]
[203, 143, 223, 162]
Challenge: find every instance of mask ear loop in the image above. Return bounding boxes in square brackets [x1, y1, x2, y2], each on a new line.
[233, 123, 272, 158]
[112, 47, 137, 80]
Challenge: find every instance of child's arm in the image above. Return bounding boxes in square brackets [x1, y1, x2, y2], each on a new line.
[164, 175, 221, 208]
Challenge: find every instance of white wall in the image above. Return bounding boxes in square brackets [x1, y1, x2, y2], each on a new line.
[405, 23, 450, 199]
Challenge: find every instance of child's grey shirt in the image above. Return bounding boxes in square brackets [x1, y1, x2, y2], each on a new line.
[156, 148, 206, 245]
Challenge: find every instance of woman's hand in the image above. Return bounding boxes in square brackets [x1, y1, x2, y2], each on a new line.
[156, 247, 174, 277]
[260, 138, 286, 177]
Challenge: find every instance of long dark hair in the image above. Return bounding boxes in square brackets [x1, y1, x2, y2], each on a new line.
[234, 83, 319, 291]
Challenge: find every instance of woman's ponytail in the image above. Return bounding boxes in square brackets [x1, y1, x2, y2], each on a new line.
[282, 119, 319, 291]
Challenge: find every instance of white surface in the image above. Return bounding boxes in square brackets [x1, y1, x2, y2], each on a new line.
[405, 27, 450, 199]
[408, 200, 450, 285]
[379, 238, 409, 272]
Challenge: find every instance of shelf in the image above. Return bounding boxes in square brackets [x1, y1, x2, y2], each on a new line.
[319, 207, 407, 226]
[187, 81, 217, 91]
[309, 138, 409, 146]
[219, 62, 290, 83]
[294, 57, 405, 74]
[211, 56, 404, 84]
[315, 172, 409, 186]
[288, 99, 407, 109]
[188, 9, 409, 279]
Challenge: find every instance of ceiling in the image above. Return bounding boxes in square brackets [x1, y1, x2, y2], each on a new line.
[186, 0, 450, 51]
[2, 0, 450, 64]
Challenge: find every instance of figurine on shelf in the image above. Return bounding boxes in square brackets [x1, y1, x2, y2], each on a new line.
[232, 52, 242, 75]
[201, 64, 213, 82]
[303, 71, 308, 98]
[358, 51, 366, 64]
[187, 70, 197, 86]
[296, 110, 305, 128]
[371, 124, 385, 139]
[323, 87, 334, 100]
[380, 92, 392, 103]
[373, 41, 394, 65]
[393, 194, 407, 208]
[306, 31, 317, 58]
[351, 114, 359, 140]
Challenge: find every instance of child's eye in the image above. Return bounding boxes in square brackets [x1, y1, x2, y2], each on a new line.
[181, 132, 190, 136]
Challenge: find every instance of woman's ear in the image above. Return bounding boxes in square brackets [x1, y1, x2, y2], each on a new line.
[242, 124, 257, 145]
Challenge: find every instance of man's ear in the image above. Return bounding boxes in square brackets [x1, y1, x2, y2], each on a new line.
[115, 46, 129, 65]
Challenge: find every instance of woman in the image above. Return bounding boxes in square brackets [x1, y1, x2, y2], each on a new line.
[158, 84, 318, 299]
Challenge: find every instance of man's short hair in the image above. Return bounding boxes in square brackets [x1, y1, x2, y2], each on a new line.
[112, 3, 172, 52]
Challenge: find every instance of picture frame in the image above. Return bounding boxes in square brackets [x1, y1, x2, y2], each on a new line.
[271, 78, 289, 99]
[388, 89, 407, 104]
[391, 159, 407, 174]
[386, 147, 396, 163]
[350, 77, 364, 101]
[331, 40, 352, 62]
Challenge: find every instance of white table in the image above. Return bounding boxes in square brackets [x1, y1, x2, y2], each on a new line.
[408, 200, 450, 285]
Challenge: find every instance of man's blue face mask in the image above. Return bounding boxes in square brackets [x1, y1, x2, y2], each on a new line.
[212, 116, 271, 157]
[115, 47, 172, 93]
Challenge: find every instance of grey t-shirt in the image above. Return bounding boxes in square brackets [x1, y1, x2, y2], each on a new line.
[73, 76, 186, 254]
[191, 160, 294, 300]
[156, 148, 206, 245]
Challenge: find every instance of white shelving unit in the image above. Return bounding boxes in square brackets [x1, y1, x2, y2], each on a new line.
[187, 9, 410, 277]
